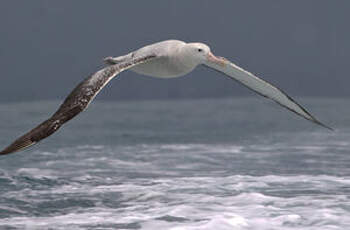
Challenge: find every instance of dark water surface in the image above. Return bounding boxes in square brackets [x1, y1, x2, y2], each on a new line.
[0, 98, 349, 229]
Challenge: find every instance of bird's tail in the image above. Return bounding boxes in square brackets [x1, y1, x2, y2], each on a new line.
[103, 53, 134, 66]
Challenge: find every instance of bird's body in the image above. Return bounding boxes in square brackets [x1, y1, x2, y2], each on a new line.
[0, 39, 332, 155]
[106, 40, 198, 78]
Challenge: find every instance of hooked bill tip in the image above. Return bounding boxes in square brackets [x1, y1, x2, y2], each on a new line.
[207, 52, 227, 67]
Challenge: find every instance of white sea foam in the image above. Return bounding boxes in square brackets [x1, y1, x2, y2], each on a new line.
[16, 168, 58, 179]
[2, 173, 350, 229]
[1, 128, 350, 230]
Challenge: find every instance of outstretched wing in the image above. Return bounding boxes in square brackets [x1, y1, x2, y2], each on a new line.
[0, 54, 158, 155]
[205, 57, 332, 130]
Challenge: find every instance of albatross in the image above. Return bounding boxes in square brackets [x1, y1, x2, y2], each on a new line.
[0, 40, 332, 155]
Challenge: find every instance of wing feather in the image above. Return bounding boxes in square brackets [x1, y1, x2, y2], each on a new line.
[0, 54, 158, 155]
[205, 58, 332, 130]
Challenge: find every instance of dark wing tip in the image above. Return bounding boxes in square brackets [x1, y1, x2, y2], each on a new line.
[310, 118, 334, 131]
[0, 137, 36, 155]
[274, 88, 333, 131]
[0, 118, 63, 156]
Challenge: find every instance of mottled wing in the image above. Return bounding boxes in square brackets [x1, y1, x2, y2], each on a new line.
[0, 54, 158, 155]
[205, 57, 332, 130]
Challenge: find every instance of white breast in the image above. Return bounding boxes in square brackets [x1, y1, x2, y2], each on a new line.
[130, 57, 195, 78]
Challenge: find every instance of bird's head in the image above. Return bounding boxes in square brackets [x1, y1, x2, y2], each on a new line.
[185, 42, 226, 66]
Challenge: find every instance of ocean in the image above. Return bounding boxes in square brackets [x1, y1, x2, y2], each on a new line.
[0, 98, 349, 230]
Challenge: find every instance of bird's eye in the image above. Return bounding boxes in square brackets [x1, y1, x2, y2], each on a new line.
[197, 49, 203, 52]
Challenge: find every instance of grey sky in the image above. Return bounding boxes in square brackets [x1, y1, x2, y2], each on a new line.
[0, 1, 348, 102]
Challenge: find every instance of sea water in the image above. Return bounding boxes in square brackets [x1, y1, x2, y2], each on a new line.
[0, 98, 349, 230]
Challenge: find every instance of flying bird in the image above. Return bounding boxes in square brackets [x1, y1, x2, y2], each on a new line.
[0, 40, 332, 155]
